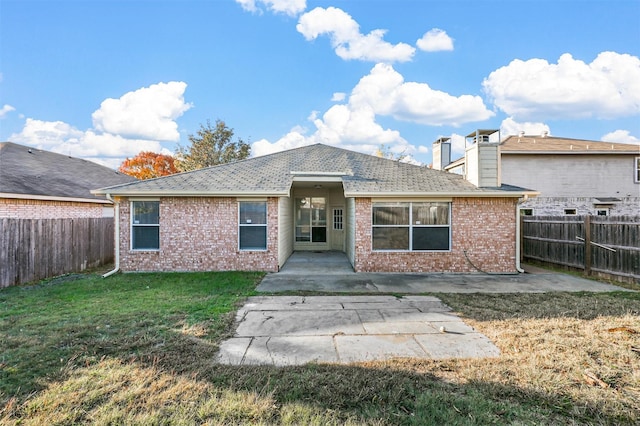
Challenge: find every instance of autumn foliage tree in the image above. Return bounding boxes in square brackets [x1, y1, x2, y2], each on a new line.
[118, 151, 178, 180]
[175, 119, 250, 172]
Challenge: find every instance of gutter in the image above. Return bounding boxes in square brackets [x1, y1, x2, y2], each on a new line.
[102, 194, 120, 278]
[515, 195, 528, 273]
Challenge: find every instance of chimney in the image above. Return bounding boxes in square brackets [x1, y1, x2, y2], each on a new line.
[432, 137, 451, 170]
[464, 129, 501, 188]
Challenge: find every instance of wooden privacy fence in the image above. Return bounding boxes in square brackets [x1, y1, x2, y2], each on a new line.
[521, 215, 640, 283]
[0, 217, 115, 288]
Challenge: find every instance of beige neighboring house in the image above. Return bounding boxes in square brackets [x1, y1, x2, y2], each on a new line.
[434, 130, 640, 216]
[93, 143, 537, 274]
[0, 142, 137, 218]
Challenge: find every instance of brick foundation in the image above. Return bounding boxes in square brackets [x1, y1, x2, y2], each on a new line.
[353, 197, 518, 273]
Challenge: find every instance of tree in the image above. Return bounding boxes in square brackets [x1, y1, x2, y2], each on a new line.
[118, 151, 178, 180]
[175, 119, 250, 172]
[375, 144, 410, 162]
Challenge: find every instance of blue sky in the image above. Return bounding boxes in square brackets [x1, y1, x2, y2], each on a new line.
[1, 0, 639, 168]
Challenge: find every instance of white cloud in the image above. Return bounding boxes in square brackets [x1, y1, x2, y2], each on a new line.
[297, 7, 415, 62]
[601, 130, 640, 145]
[500, 117, 550, 137]
[331, 92, 346, 102]
[251, 63, 492, 161]
[235, 0, 306, 16]
[416, 29, 454, 52]
[10, 81, 189, 168]
[92, 81, 191, 141]
[483, 52, 640, 120]
[351, 63, 493, 126]
[0, 104, 15, 118]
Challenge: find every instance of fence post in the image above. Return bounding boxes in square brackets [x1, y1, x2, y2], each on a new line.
[584, 215, 592, 276]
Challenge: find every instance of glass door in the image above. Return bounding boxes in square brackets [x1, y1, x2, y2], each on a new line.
[295, 197, 327, 243]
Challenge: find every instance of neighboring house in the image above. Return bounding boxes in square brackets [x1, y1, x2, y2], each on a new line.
[0, 142, 137, 218]
[435, 130, 640, 216]
[93, 143, 536, 274]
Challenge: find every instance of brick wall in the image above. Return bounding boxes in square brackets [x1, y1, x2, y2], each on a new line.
[0, 198, 108, 218]
[119, 197, 279, 272]
[354, 197, 518, 273]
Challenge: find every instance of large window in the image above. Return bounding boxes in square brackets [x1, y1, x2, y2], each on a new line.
[635, 157, 640, 183]
[372, 202, 450, 251]
[295, 197, 327, 243]
[239, 202, 267, 250]
[131, 201, 160, 250]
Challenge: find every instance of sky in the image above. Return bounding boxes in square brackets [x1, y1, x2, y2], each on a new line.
[1, 0, 639, 169]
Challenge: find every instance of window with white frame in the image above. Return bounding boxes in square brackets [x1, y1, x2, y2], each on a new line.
[239, 201, 267, 250]
[596, 208, 608, 216]
[333, 208, 343, 230]
[520, 208, 534, 216]
[564, 208, 577, 215]
[635, 157, 640, 183]
[131, 201, 160, 250]
[372, 202, 450, 251]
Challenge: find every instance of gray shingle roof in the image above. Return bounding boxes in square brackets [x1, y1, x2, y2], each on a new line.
[0, 142, 137, 201]
[94, 144, 532, 197]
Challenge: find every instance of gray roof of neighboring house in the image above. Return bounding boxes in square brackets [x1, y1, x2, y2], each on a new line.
[0, 142, 137, 202]
[94, 143, 533, 198]
[500, 135, 640, 154]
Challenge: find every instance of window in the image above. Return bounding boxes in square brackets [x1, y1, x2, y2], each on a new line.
[596, 209, 608, 216]
[372, 202, 450, 251]
[239, 202, 267, 250]
[520, 208, 534, 216]
[635, 157, 640, 183]
[295, 197, 327, 242]
[564, 208, 577, 215]
[131, 201, 160, 250]
[333, 208, 343, 230]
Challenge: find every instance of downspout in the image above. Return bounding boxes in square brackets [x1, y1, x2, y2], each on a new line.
[515, 195, 528, 273]
[102, 194, 120, 278]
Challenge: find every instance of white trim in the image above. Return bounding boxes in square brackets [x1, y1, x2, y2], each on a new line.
[236, 197, 268, 201]
[371, 201, 452, 252]
[635, 157, 640, 183]
[102, 195, 120, 278]
[91, 190, 290, 197]
[290, 171, 348, 176]
[371, 197, 452, 203]
[292, 176, 343, 182]
[345, 191, 539, 198]
[130, 200, 160, 252]
[238, 201, 268, 251]
[0, 192, 112, 204]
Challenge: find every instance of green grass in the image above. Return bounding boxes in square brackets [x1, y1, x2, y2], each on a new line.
[1, 271, 639, 425]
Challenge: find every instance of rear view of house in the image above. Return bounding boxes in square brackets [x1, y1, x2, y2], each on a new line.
[94, 143, 536, 274]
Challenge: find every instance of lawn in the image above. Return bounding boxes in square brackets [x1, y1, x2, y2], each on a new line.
[1, 271, 639, 425]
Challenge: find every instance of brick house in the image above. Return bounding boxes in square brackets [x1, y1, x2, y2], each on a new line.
[435, 131, 640, 216]
[93, 143, 536, 274]
[0, 142, 136, 219]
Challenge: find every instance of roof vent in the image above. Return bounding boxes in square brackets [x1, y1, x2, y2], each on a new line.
[541, 131, 548, 137]
[518, 131, 525, 137]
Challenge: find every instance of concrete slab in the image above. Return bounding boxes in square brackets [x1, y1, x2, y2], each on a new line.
[217, 295, 501, 366]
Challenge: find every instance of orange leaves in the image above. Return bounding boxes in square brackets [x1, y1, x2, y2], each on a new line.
[118, 151, 178, 180]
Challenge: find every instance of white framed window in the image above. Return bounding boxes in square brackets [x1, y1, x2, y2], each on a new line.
[131, 201, 160, 250]
[372, 202, 451, 251]
[635, 157, 640, 183]
[564, 208, 577, 215]
[596, 208, 609, 216]
[333, 208, 343, 230]
[520, 208, 534, 216]
[239, 201, 267, 250]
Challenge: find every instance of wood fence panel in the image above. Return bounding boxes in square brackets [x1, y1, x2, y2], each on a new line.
[0, 218, 114, 288]
[522, 215, 640, 283]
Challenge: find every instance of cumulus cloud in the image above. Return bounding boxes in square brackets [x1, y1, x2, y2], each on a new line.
[416, 28, 454, 52]
[483, 52, 640, 120]
[297, 7, 415, 62]
[601, 130, 640, 145]
[0, 104, 15, 118]
[331, 92, 346, 102]
[500, 117, 550, 137]
[92, 81, 191, 141]
[351, 63, 493, 126]
[235, 0, 306, 17]
[10, 81, 190, 168]
[252, 63, 492, 161]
